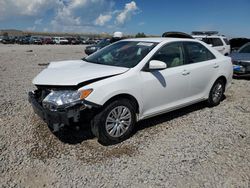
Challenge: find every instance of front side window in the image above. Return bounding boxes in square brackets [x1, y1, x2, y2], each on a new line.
[85, 41, 158, 68]
[184, 42, 215, 63]
[151, 42, 184, 68]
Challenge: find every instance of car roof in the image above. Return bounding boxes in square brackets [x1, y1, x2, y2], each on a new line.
[192, 35, 226, 39]
[123, 37, 195, 43]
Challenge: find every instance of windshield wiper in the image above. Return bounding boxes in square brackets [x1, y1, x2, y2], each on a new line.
[82, 57, 100, 64]
[82, 57, 89, 62]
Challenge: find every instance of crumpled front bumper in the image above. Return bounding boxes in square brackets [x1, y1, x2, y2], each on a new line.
[28, 91, 100, 126]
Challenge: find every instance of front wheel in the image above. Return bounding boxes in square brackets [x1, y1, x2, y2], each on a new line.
[207, 79, 225, 107]
[91, 99, 136, 145]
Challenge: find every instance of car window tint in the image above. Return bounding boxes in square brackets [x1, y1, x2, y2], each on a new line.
[201, 38, 211, 44]
[86, 41, 158, 68]
[223, 38, 229, 45]
[151, 42, 184, 68]
[185, 42, 215, 63]
[239, 44, 250, 53]
[211, 38, 223, 46]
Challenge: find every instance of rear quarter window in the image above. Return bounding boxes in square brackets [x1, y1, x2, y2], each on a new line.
[223, 38, 229, 45]
[211, 38, 223, 46]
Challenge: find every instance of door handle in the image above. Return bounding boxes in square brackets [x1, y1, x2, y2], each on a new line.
[182, 70, 190, 75]
[213, 64, 219, 68]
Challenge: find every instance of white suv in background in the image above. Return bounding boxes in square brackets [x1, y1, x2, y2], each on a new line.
[192, 31, 231, 56]
[53, 37, 69, 44]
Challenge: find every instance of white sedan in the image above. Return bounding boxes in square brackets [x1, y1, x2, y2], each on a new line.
[29, 37, 233, 145]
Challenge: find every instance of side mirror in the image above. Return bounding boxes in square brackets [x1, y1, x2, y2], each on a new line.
[149, 60, 167, 70]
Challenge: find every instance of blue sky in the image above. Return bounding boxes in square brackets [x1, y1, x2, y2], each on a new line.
[0, 0, 250, 37]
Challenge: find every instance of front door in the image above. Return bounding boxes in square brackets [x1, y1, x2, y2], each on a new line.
[140, 42, 191, 118]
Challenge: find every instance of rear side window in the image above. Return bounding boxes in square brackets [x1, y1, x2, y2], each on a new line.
[211, 38, 223, 46]
[184, 42, 216, 63]
[223, 38, 229, 45]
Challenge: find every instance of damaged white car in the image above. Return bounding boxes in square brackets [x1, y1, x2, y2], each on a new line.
[29, 38, 233, 145]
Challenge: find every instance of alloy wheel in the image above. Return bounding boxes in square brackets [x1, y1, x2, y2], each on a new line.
[105, 106, 132, 138]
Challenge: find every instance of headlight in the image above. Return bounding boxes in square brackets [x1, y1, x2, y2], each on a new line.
[43, 89, 93, 107]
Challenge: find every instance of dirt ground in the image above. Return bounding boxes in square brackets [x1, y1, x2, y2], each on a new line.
[0, 44, 249, 187]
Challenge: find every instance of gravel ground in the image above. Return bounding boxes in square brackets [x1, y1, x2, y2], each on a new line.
[0, 44, 249, 188]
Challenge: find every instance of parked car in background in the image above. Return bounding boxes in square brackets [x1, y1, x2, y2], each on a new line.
[29, 36, 43, 45]
[53, 37, 69, 44]
[229, 38, 250, 51]
[42, 37, 54, 44]
[82, 38, 95, 45]
[29, 37, 232, 145]
[192, 31, 231, 56]
[1, 36, 16, 44]
[66, 37, 81, 45]
[85, 38, 110, 55]
[230, 42, 250, 77]
[72, 38, 82, 45]
[17, 36, 31, 44]
[81, 38, 88, 44]
[162, 31, 194, 39]
[0, 36, 3, 43]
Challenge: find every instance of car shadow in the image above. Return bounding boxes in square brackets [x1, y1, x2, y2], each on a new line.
[52, 123, 95, 144]
[233, 76, 250, 80]
[52, 97, 226, 145]
[135, 101, 208, 132]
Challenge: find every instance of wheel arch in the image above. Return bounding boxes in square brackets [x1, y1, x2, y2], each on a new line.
[103, 93, 140, 114]
[216, 75, 227, 88]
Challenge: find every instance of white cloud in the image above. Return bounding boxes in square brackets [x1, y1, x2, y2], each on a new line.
[0, 0, 140, 32]
[50, 0, 115, 32]
[0, 0, 59, 19]
[94, 14, 112, 26]
[116, 1, 138, 25]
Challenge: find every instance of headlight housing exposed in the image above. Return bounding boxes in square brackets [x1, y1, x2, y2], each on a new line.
[43, 89, 93, 107]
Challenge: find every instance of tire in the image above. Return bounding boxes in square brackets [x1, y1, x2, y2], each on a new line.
[207, 79, 225, 107]
[91, 99, 136, 145]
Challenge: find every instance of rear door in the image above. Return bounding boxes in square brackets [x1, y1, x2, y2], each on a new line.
[183, 41, 219, 100]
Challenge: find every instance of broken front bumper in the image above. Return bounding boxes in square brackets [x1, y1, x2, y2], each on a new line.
[28, 92, 100, 126]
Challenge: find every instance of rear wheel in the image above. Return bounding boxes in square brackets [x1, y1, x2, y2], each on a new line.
[208, 79, 225, 107]
[91, 99, 136, 145]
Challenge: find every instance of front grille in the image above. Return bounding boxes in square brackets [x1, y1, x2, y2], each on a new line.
[34, 88, 50, 104]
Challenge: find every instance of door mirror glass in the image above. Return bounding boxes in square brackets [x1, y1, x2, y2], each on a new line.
[149, 60, 167, 70]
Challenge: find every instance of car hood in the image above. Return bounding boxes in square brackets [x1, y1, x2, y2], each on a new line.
[230, 53, 250, 62]
[86, 45, 99, 48]
[33, 60, 129, 86]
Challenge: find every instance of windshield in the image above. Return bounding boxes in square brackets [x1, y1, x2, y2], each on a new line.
[84, 41, 158, 68]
